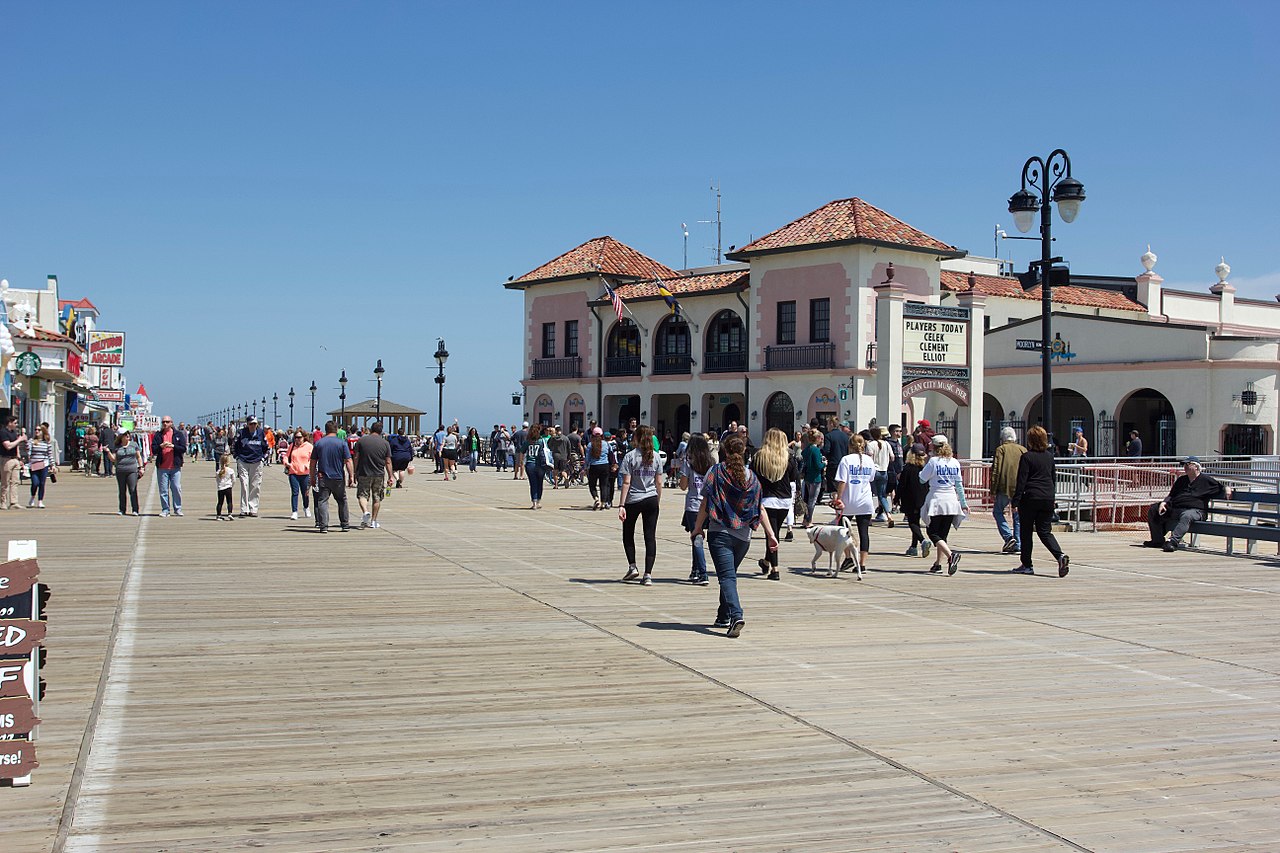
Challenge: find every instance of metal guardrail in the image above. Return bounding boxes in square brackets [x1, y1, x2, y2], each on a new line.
[763, 342, 835, 371]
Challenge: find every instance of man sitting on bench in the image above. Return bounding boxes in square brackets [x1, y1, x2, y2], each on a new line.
[1145, 457, 1232, 552]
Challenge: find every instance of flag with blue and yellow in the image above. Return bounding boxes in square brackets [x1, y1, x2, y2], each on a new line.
[656, 282, 681, 317]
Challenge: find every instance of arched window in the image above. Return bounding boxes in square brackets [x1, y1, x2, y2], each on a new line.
[654, 316, 692, 374]
[606, 320, 641, 376]
[765, 392, 795, 436]
[705, 310, 746, 373]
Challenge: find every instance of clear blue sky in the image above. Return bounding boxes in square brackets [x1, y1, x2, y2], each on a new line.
[3, 1, 1277, 428]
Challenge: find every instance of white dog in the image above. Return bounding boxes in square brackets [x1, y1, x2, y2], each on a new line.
[807, 517, 862, 580]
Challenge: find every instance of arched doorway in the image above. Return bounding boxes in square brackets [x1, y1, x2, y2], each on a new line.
[616, 395, 640, 429]
[674, 403, 690, 436]
[765, 392, 794, 436]
[1118, 388, 1175, 457]
[982, 392, 1006, 457]
[1026, 389, 1094, 455]
[721, 402, 741, 432]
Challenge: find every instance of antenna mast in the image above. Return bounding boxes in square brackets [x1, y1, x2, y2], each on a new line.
[697, 181, 723, 264]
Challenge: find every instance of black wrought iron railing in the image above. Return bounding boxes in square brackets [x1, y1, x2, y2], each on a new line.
[763, 342, 835, 371]
[531, 357, 582, 380]
[703, 350, 747, 373]
[605, 355, 642, 377]
[652, 353, 692, 375]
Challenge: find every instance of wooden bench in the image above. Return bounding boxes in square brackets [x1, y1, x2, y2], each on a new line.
[1189, 490, 1280, 555]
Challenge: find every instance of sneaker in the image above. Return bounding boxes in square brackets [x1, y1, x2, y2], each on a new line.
[783, 530, 794, 542]
[304, 508, 312, 518]
[712, 618, 731, 628]
[175, 509, 183, 517]
[1012, 565, 1035, 575]
[886, 518, 895, 528]
[319, 527, 329, 534]
[839, 557, 855, 573]
[726, 619, 745, 638]
[947, 552, 961, 576]
[117, 511, 125, 516]
[37, 501, 45, 509]
[1161, 541, 1176, 552]
[160, 510, 170, 518]
[641, 575, 652, 586]
[290, 511, 298, 520]
[1142, 539, 1164, 548]
[1002, 539, 1019, 554]
[133, 511, 141, 517]
[904, 546, 918, 557]
[698, 577, 709, 587]
[921, 542, 931, 559]
[929, 563, 943, 573]
[361, 512, 372, 528]
[27, 499, 34, 508]
[767, 572, 780, 581]
[370, 520, 381, 529]
[757, 558, 770, 573]
[623, 566, 640, 582]
[1058, 554, 1070, 577]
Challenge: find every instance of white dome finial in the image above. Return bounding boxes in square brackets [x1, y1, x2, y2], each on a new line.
[1215, 257, 1230, 284]
[1140, 245, 1157, 273]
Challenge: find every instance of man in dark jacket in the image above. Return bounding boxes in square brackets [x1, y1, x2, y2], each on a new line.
[1146, 457, 1231, 551]
[387, 431, 414, 488]
[233, 415, 269, 517]
[98, 420, 117, 477]
[150, 416, 187, 516]
[822, 418, 849, 495]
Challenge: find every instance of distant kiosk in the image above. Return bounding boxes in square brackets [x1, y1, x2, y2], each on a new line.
[327, 398, 426, 436]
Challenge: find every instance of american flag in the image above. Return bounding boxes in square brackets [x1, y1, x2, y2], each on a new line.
[603, 280, 625, 323]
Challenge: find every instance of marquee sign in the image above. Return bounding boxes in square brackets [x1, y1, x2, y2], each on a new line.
[903, 303, 969, 367]
[87, 331, 126, 367]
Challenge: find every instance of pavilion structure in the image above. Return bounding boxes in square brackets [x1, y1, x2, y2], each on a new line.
[327, 398, 426, 436]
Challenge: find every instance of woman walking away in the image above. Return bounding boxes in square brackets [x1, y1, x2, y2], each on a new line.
[752, 428, 799, 580]
[678, 433, 714, 585]
[898, 443, 930, 558]
[800, 428, 825, 527]
[833, 433, 876, 575]
[919, 434, 968, 576]
[109, 432, 143, 516]
[216, 454, 236, 519]
[524, 424, 548, 509]
[441, 425, 460, 480]
[618, 424, 662, 586]
[585, 427, 613, 510]
[1012, 425, 1070, 577]
[689, 434, 774, 638]
[27, 424, 56, 508]
[285, 430, 313, 520]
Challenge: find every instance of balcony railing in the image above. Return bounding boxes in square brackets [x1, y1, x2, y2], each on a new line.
[531, 356, 582, 380]
[764, 342, 835, 371]
[703, 350, 747, 373]
[652, 353, 693, 375]
[605, 355, 642, 377]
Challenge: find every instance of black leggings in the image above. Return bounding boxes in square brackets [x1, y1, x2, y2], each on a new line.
[1018, 498, 1062, 568]
[762, 506, 789, 567]
[837, 514, 872, 552]
[622, 496, 660, 573]
[587, 465, 613, 504]
[927, 515, 955, 544]
[217, 487, 233, 515]
[904, 508, 925, 547]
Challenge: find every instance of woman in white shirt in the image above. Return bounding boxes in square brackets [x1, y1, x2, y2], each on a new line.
[833, 433, 876, 573]
[919, 434, 968, 576]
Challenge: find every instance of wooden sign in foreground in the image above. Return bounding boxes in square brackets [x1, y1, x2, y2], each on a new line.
[1, 545, 44, 787]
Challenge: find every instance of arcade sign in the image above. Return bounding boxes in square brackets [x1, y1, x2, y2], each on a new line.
[87, 331, 126, 367]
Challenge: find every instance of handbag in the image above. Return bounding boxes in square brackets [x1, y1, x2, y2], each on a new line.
[49, 468, 57, 483]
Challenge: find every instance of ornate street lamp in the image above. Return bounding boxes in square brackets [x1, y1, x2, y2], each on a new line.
[1009, 149, 1085, 445]
[309, 381, 317, 430]
[272, 392, 279, 431]
[339, 369, 348, 430]
[433, 339, 449, 429]
[288, 387, 295, 428]
[373, 360, 385, 425]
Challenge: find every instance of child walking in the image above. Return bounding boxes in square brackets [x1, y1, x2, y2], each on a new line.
[216, 454, 236, 520]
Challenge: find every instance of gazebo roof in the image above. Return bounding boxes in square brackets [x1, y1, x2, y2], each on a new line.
[327, 398, 426, 417]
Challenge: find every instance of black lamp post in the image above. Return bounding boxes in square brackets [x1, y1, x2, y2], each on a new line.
[374, 360, 385, 425]
[272, 393, 278, 431]
[288, 387, 295, 428]
[1008, 149, 1085, 446]
[309, 381, 317, 430]
[262, 397, 267, 428]
[433, 338, 449, 429]
[339, 369, 348, 430]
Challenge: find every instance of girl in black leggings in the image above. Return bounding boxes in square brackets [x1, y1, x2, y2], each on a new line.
[618, 425, 662, 585]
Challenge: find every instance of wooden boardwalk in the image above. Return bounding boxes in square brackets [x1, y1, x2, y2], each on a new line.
[2, 464, 1277, 852]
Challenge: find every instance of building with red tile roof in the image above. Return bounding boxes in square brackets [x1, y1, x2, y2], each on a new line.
[507, 236, 678, 289]
[728, 198, 963, 260]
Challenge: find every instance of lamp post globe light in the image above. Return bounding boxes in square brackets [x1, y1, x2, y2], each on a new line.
[338, 369, 348, 431]
[433, 338, 449, 430]
[288, 387, 295, 429]
[374, 359, 385, 425]
[309, 381, 317, 431]
[272, 392, 279, 431]
[1008, 148, 1085, 447]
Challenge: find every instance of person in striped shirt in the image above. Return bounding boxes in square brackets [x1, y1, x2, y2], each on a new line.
[27, 424, 56, 508]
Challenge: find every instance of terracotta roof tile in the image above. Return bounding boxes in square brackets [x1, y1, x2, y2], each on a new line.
[940, 270, 1147, 312]
[509, 236, 678, 287]
[729, 198, 961, 258]
[58, 297, 99, 312]
[14, 326, 80, 346]
[610, 270, 749, 301]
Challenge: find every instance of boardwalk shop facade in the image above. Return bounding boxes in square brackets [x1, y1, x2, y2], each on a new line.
[505, 198, 1279, 458]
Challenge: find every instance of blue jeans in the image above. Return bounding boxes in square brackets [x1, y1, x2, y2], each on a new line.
[526, 463, 545, 502]
[872, 472, 891, 517]
[157, 468, 182, 513]
[29, 467, 49, 500]
[994, 493, 1020, 547]
[681, 510, 707, 580]
[707, 531, 749, 623]
[289, 473, 311, 512]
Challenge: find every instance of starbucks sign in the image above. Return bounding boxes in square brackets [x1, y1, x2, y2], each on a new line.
[14, 352, 41, 377]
